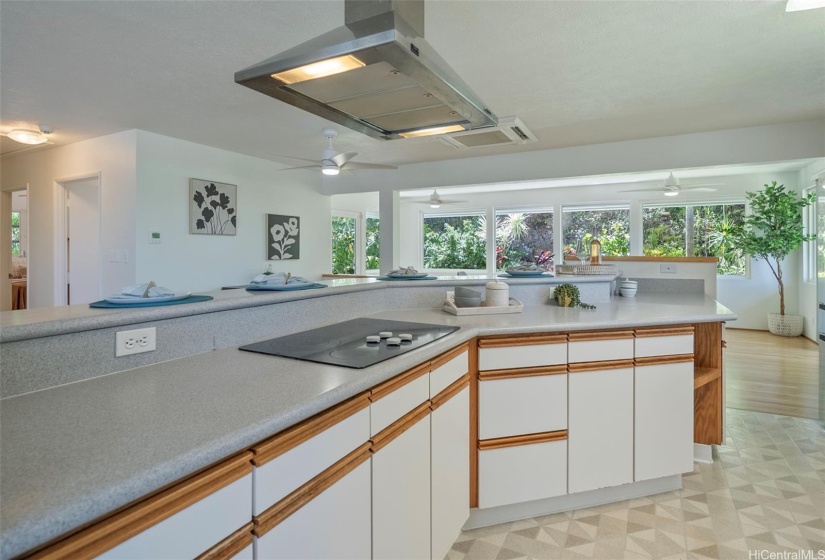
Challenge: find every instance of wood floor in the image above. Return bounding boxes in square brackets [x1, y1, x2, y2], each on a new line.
[725, 328, 820, 419]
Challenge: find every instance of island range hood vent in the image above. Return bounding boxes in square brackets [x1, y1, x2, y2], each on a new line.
[437, 117, 537, 149]
[234, 0, 498, 141]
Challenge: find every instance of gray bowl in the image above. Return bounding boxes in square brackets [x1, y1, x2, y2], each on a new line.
[454, 286, 481, 298]
[454, 296, 482, 308]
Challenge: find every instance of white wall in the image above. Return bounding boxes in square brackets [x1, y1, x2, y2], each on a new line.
[330, 192, 379, 215]
[399, 171, 803, 330]
[135, 131, 330, 292]
[798, 158, 825, 339]
[0, 130, 137, 307]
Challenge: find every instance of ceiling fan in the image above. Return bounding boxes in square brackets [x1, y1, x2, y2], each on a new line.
[619, 172, 723, 197]
[276, 128, 397, 176]
[407, 189, 469, 208]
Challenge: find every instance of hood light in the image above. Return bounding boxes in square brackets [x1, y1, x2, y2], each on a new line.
[786, 0, 825, 10]
[272, 55, 365, 85]
[321, 163, 340, 176]
[7, 128, 49, 145]
[399, 124, 466, 139]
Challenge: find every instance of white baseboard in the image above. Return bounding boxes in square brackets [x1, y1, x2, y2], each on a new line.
[694, 443, 713, 464]
[464, 474, 682, 530]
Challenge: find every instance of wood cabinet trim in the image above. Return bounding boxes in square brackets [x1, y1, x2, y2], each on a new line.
[634, 354, 694, 367]
[29, 452, 253, 560]
[430, 343, 469, 371]
[253, 442, 371, 538]
[370, 401, 431, 453]
[194, 522, 254, 560]
[369, 362, 431, 403]
[634, 327, 694, 338]
[468, 338, 479, 509]
[478, 364, 567, 380]
[478, 430, 568, 450]
[252, 393, 370, 467]
[568, 331, 635, 342]
[430, 373, 470, 411]
[478, 334, 567, 348]
[694, 367, 721, 390]
[568, 359, 634, 373]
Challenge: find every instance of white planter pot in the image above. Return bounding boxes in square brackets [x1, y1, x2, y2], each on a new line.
[767, 313, 803, 337]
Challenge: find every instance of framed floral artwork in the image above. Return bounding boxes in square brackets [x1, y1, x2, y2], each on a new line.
[190, 179, 237, 235]
[267, 214, 300, 260]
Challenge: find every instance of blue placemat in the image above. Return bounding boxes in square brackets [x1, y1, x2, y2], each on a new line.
[246, 283, 327, 292]
[377, 276, 438, 281]
[497, 273, 553, 279]
[89, 295, 213, 308]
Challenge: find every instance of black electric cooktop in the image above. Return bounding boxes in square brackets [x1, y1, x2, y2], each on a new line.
[239, 318, 459, 369]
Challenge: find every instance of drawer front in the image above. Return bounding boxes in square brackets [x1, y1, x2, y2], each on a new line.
[478, 440, 567, 509]
[430, 350, 469, 397]
[568, 338, 633, 363]
[479, 343, 566, 371]
[100, 474, 252, 560]
[479, 375, 567, 439]
[254, 407, 370, 515]
[371, 373, 430, 436]
[635, 334, 694, 358]
[230, 544, 253, 560]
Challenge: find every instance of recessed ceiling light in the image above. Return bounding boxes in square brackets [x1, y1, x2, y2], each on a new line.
[399, 125, 466, 139]
[786, 0, 825, 11]
[6, 128, 49, 145]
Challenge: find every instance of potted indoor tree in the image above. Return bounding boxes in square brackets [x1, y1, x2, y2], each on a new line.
[732, 181, 815, 336]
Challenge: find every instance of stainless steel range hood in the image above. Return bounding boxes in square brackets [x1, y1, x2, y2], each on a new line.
[234, 0, 497, 140]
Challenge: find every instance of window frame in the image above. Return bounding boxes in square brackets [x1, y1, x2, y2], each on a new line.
[330, 210, 360, 275]
[421, 209, 488, 273]
[803, 185, 817, 284]
[364, 211, 380, 275]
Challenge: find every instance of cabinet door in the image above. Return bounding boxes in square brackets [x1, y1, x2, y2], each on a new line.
[635, 361, 694, 481]
[256, 460, 371, 560]
[568, 366, 634, 494]
[373, 414, 431, 560]
[431, 387, 470, 560]
[479, 374, 567, 439]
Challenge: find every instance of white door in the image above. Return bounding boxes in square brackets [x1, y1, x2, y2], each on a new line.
[65, 178, 100, 304]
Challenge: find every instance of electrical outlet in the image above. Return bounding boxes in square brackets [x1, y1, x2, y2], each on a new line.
[116, 327, 156, 357]
[660, 264, 677, 274]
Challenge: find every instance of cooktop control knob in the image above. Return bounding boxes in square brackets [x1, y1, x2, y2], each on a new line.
[386, 337, 401, 346]
[366, 335, 381, 343]
[399, 333, 413, 341]
[378, 331, 392, 338]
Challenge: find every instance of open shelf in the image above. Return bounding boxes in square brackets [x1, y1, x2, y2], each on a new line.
[694, 367, 721, 390]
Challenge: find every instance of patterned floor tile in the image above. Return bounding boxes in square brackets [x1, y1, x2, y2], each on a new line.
[449, 409, 825, 560]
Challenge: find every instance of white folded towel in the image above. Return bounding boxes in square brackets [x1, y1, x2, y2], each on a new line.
[250, 273, 311, 285]
[387, 266, 421, 277]
[118, 281, 175, 298]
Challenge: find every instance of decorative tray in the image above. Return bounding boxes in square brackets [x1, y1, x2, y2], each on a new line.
[556, 264, 618, 275]
[442, 295, 524, 316]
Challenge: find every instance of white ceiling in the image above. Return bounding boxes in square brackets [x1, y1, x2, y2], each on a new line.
[2, 1, 824, 166]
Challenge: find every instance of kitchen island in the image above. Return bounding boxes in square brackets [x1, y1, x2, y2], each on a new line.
[0, 292, 734, 559]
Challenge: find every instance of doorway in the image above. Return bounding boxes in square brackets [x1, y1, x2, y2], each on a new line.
[0, 185, 29, 311]
[56, 175, 101, 305]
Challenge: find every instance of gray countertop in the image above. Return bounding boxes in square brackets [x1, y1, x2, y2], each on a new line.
[0, 293, 734, 559]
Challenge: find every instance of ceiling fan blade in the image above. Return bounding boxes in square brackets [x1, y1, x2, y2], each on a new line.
[279, 165, 318, 171]
[681, 183, 723, 188]
[331, 151, 358, 167]
[617, 188, 665, 193]
[680, 186, 718, 192]
[273, 154, 320, 165]
[436, 200, 469, 204]
[340, 161, 398, 170]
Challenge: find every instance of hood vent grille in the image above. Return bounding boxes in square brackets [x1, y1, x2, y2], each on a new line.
[437, 117, 536, 149]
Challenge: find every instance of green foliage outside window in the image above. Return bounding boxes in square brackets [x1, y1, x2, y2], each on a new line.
[563, 209, 630, 257]
[423, 215, 486, 269]
[366, 217, 380, 271]
[331, 216, 356, 274]
[11, 212, 20, 257]
[494, 211, 553, 270]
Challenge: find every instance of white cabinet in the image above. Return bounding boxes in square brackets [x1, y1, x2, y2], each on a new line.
[635, 360, 695, 481]
[430, 348, 468, 397]
[370, 370, 430, 436]
[373, 414, 431, 560]
[634, 327, 694, 358]
[478, 335, 567, 371]
[431, 386, 470, 560]
[568, 332, 634, 363]
[568, 365, 634, 494]
[256, 460, 372, 560]
[478, 437, 567, 509]
[478, 374, 567, 439]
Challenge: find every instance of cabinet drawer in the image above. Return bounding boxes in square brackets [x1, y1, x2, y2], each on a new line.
[370, 372, 430, 436]
[568, 337, 633, 363]
[635, 334, 694, 358]
[253, 407, 370, 514]
[479, 374, 567, 439]
[478, 438, 567, 509]
[479, 337, 566, 371]
[430, 349, 468, 398]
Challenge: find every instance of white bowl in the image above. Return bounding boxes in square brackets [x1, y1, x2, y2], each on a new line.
[620, 288, 637, 297]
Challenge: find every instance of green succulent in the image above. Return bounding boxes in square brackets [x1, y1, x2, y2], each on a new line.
[553, 283, 596, 309]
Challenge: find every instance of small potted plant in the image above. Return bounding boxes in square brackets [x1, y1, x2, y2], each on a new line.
[731, 181, 815, 336]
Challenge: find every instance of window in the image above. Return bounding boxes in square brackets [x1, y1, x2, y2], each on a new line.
[331, 214, 357, 274]
[365, 214, 380, 273]
[11, 211, 20, 256]
[642, 202, 746, 276]
[562, 205, 629, 258]
[803, 186, 816, 282]
[423, 212, 486, 270]
[494, 209, 553, 271]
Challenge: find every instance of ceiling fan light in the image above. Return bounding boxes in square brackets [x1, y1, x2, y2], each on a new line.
[321, 163, 340, 176]
[664, 190, 679, 197]
[429, 203, 441, 208]
[7, 129, 48, 145]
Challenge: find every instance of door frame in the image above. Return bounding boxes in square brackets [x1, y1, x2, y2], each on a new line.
[0, 183, 29, 311]
[54, 172, 101, 305]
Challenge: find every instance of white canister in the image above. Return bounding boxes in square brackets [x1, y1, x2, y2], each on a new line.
[484, 280, 510, 307]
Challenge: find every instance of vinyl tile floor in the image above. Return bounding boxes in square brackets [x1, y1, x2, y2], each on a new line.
[449, 409, 825, 560]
